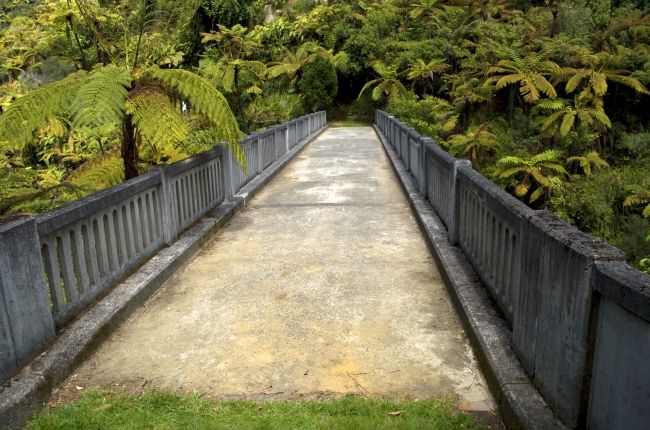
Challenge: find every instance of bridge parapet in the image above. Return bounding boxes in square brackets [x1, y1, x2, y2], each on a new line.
[0, 111, 326, 385]
[375, 110, 650, 430]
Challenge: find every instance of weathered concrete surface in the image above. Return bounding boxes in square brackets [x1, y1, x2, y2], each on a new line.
[54, 127, 494, 414]
[374, 124, 567, 430]
[0, 128, 321, 430]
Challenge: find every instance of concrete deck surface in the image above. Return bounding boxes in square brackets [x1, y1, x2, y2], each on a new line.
[53, 127, 495, 414]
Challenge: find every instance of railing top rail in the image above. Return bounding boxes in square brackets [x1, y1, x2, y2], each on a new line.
[257, 128, 276, 138]
[456, 162, 534, 219]
[161, 145, 224, 178]
[36, 171, 161, 237]
[528, 210, 624, 261]
[405, 127, 421, 141]
[593, 261, 650, 322]
[423, 139, 455, 166]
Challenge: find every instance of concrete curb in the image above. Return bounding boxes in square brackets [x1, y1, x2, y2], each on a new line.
[373, 125, 567, 430]
[0, 126, 327, 430]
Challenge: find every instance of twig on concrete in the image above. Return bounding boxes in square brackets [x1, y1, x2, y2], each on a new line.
[346, 372, 371, 395]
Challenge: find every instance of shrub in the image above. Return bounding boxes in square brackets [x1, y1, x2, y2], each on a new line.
[298, 55, 338, 113]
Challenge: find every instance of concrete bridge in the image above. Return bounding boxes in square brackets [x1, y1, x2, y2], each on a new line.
[0, 112, 648, 430]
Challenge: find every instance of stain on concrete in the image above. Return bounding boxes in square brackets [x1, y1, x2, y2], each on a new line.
[52, 127, 496, 415]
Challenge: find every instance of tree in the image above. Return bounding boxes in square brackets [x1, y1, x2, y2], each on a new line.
[566, 151, 609, 176]
[200, 0, 250, 29]
[266, 41, 348, 82]
[298, 55, 338, 112]
[446, 123, 499, 167]
[624, 187, 650, 218]
[358, 61, 407, 101]
[409, 0, 446, 25]
[494, 149, 567, 204]
[0, 65, 244, 180]
[406, 58, 449, 94]
[558, 53, 649, 100]
[485, 49, 561, 103]
[534, 98, 611, 137]
[200, 24, 266, 127]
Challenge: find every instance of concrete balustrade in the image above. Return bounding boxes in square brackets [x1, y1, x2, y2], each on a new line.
[375, 110, 650, 430]
[0, 111, 326, 385]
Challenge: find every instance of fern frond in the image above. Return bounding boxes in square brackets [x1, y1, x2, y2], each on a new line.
[590, 72, 608, 96]
[533, 75, 557, 99]
[267, 63, 300, 79]
[246, 85, 263, 95]
[560, 112, 576, 136]
[68, 152, 124, 190]
[536, 99, 564, 111]
[529, 186, 544, 203]
[442, 115, 458, 132]
[144, 67, 245, 169]
[372, 85, 385, 101]
[606, 74, 649, 94]
[591, 108, 611, 128]
[529, 168, 551, 187]
[0, 71, 87, 151]
[514, 181, 530, 197]
[496, 156, 526, 167]
[531, 149, 563, 163]
[495, 166, 526, 178]
[538, 163, 567, 174]
[565, 71, 587, 94]
[495, 74, 524, 89]
[72, 65, 132, 130]
[358, 79, 379, 100]
[38, 116, 70, 139]
[126, 89, 189, 154]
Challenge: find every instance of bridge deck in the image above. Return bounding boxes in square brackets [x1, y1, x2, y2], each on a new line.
[53, 127, 494, 412]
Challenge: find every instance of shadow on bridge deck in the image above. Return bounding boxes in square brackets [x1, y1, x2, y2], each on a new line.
[53, 127, 496, 417]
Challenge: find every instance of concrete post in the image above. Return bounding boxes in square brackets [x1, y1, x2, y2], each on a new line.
[388, 116, 395, 147]
[285, 124, 290, 152]
[405, 127, 417, 173]
[449, 160, 472, 245]
[149, 165, 177, 245]
[222, 146, 235, 199]
[419, 138, 432, 196]
[254, 133, 262, 174]
[0, 217, 55, 383]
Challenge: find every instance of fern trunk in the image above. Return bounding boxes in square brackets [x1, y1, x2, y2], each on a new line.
[121, 114, 139, 180]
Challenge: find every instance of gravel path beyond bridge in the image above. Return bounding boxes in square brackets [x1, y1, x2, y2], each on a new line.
[54, 127, 495, 415]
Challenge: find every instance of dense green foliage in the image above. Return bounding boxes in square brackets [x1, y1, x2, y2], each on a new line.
[28, 391, 488, 430]
[1, 0, 649, 270]
[299, 54, 338, 112]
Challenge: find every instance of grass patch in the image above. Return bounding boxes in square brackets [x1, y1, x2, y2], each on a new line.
[329, 119, 373, 128]
[29, 391, 488, 430]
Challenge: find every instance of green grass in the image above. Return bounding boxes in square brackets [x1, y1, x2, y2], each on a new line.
[328, 119, 373, 127]
[29, 391, 488, 430]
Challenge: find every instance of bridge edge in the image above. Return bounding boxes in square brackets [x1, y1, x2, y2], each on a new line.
[373, 124, 568, 430]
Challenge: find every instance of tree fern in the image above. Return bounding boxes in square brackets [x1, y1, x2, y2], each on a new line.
[72, 65, 132, 130]
[623, 187, 650, 218]
[144, 66, 246, 170]
[0, 71, 87, 151]
[566, 151, 609, 176]
[495, 150, 566, 205]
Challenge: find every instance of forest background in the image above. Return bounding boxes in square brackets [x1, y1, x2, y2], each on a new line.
[0, 0, 649, 272]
